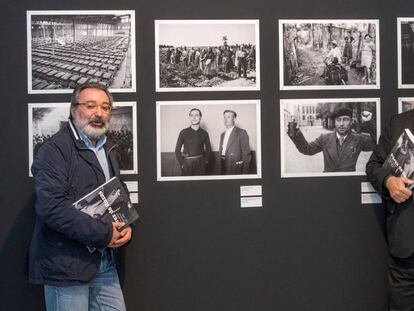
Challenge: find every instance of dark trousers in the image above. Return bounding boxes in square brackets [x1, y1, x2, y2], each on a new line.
[389, 255, 414, 311]
[182, 156, 206, 176]
[237, 58, 247, 78]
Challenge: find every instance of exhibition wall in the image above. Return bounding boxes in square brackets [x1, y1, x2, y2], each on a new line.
[1, 0, 413, 309]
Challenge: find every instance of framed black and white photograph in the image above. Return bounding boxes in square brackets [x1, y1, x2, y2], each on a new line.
[398, 97, 414, 113]
[280, 98, 380, 177]
[398, 18, 414, 89]
[28, 102, 138, 176]
[279, 19, 380, 90]
[27, 10, 136, 94]
[156, 100, 261, 181]
[155, 20, 260, 92]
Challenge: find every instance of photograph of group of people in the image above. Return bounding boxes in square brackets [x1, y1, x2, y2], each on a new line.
[27, 10, 136, 94]
[155, 20, 260, 92]
[279, 19, 380, 90]
[156, 100, 261, 181]
[28, 102, 138, 175]
[280, 98, 380, 177]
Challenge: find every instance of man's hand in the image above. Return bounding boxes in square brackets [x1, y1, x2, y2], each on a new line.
[113, 226, 132, 247]
[107, 222, 126, 248]
[385, 176, 414, 203]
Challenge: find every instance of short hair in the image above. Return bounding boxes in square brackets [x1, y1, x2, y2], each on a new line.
[70, 82, 113, 118]
[364, 33, 372, 39]
[189, 108, 202, 117]
[223, 110, 237, 118]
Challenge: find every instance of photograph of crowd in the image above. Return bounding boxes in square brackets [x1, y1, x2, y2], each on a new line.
[280, 98, 380, 177]
[279, 20, 380, 90]
[28, 102, 137, 176]
[27, 10, 136, 94]
[399, 98, 414, 113]
[398, 18, 414, 88]
[155, 20, 260, 92]
[157, 100, 261, 181]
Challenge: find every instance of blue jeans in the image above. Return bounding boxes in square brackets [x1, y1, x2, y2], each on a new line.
[44, 250, 126, 311]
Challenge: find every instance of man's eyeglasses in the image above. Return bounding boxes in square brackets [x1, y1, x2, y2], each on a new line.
[76, 102, 112, 113]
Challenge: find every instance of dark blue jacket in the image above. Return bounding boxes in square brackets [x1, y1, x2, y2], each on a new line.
[28, 120, 124, 286]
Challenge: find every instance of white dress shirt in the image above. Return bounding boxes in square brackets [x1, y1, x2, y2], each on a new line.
[221, 126, 234, 156]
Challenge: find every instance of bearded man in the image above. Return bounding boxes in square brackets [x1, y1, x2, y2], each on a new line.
[27, 83, 132, 311]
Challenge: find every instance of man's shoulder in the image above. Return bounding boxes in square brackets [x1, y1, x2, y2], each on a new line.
[234, 126, 246, 133]
[41, 124, 74, 152]
[392, 109, 414, 125]
[318, 132, 335, 141]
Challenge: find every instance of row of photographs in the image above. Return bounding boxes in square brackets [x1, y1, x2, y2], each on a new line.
[29, 98, 414, 180]
[27, 10, 414, 93]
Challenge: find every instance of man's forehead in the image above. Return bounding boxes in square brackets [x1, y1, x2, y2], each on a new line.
[78, 88, 110, 102]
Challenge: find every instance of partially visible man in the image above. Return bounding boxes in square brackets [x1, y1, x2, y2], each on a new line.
[219, 110, 251, 174]
[366, 109, 414, 311]
[287, 106, 376, 172]
[236, 45, 248, 78]
[175, 108, 211, 176]
[28, 83, 132, 311]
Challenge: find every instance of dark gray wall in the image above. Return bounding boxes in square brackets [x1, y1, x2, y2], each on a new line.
[1, 0, 413, 310]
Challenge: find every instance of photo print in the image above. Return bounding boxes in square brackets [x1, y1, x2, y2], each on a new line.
[28, 102, 137, 175]
[280, 98, 380, 177]
[398, 97, 414, 113]
[398, 18, 414, 88]
[157, 100, 261, 181]
[155, 20, 260, 92]
[27, 10, 136, 94]
[279, 19, 380, 90]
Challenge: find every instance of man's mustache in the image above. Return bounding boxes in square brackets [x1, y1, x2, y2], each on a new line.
[88, 116, 107, 127]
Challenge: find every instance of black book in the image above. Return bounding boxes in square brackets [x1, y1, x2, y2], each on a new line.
[72, 176, 139, 252]
[382, 128, 414, 189]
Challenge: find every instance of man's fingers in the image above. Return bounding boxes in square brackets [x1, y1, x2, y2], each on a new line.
[401, 177, 414, 185]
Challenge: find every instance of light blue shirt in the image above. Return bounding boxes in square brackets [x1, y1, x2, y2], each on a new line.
[78, 131, 111, 181]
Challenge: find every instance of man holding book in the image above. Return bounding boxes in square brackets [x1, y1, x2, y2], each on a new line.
[27, 83, 132, 311]
[367, 110, 414, 310]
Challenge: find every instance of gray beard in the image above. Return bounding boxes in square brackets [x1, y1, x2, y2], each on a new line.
[72, 116, 109, 141]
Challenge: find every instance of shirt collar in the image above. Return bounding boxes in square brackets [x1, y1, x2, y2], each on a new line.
[77, 128, 107, 150]
[336, 132, 347, 141]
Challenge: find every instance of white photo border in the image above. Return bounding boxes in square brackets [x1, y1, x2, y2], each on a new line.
[280, 97, 381, 178]
[155, 19, 261, 92]
[27, 10, 136, 94]
[278, 19, 381, 91]
[156, 99, 262, 181]
[397, 17, 414, 89]
[28, 101, 138, 176]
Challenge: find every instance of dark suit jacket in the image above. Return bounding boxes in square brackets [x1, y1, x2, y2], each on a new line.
[291, 130, 375, 172]
[219, 127, 251, 174]
[366, 109, 414, 258]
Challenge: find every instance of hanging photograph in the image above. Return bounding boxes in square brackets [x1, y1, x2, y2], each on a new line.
[28, 102, 138, 176]
[27, 10, 136, 94]
[279, 19, 380, 90]
[280, 98, 380, 177]
[398, 18, 414, 88]
[155, 20, 260, 92]
[398, 97, 414, 113]
[157, 100, 261, 181]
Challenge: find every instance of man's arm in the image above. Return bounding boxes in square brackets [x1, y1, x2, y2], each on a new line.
[239, 129, 252, 174]
[365, 118, 412, 202]
[175, 131, 184, 166]
[32, 143, 112, 250]
[288, 129, 323, 156]
[204, 132, 212, 163]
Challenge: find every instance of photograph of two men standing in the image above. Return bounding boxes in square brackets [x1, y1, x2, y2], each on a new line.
[157, 101, 261, 181]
